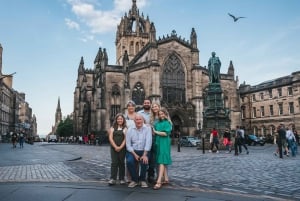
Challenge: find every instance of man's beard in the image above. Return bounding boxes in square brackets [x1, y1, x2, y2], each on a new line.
[143, 105, 151, 110]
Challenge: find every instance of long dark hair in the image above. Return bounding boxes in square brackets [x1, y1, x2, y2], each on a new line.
[112, 113, 127, 130]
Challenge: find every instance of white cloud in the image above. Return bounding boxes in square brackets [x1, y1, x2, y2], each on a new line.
[65, 18, 80, 30]
[66, 0, 148, 34]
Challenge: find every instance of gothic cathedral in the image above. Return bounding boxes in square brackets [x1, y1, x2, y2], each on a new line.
[73, 0, 241, 137]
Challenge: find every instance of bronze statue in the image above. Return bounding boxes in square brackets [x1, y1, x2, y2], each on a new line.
[208, 52, 221, 83]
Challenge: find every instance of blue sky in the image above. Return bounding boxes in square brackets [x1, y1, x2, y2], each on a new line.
[1, 0, 299, 135]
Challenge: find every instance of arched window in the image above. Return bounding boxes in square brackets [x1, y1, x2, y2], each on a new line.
[110, 85, 121, 124]
[135, 42, 139, 54]
[162, 54, 185, 103]
[132, 82, 145, 105]
[129, 41, 134, 55]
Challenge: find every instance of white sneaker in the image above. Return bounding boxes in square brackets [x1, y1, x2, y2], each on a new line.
[140, 181, 148, 188]
[120, 180, 126, 185]
[216, 150, 219, 153]
[108, 179, 116, 185]
[208, 150, 212, 153]
[128, 181, 138, 188]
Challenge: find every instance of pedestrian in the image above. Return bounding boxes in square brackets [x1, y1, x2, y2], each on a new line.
[286, 127, 296, 157]
[237, 126, 249, 154]
[152, 108, 172, 190]
[11, 132, 18, 148]
[108, 113, 127, 185]
[223, 128, 232, 153]
[19, 133, 24, 148]
[275, 124, 288, 158]
[209, 128, 219, 153]
[147, 102, 161, 184]
[126, 114, 152, 188]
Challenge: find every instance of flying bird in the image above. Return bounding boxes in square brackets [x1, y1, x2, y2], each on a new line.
[228, 13, 246, 22]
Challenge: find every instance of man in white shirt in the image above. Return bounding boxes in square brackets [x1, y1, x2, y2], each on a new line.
[126, 114, 152, 188]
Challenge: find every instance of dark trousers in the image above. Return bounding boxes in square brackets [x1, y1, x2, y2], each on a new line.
[238, 138, 248, 153]
[277, 143, 283, 158]
[147, 143, 156, 179]
[110, 147, 126, 180]
[126, 151, 150, 182]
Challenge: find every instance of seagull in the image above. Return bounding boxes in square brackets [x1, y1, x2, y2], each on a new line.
[228, 13, 246, 22]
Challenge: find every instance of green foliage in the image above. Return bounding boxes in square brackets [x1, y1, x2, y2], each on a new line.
[56, 117, 73, 137]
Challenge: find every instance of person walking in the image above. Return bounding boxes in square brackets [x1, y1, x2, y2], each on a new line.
[223, 128, 232, 153]
[237, 126, 249, 154]
[108, 113, 127, 185]
[209, 128, 219, 153]
[152, 108, 172, 190]
[11, 132, 18, 148]
[275, 124, 288, 158]
[19, 133, 24, 148]
[126, 114, 152, 188]
[286, 127, 296, 157]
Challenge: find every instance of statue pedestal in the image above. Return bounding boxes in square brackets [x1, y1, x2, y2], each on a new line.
[203, 83, 230, 136]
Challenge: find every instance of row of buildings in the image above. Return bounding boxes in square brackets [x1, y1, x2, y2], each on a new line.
[71, 0, 299, 138]
[0, 44, 37, 142]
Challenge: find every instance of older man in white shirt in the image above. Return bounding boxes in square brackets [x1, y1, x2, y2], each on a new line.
[126, 114, 152, 188]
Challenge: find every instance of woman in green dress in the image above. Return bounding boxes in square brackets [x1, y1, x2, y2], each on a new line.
[152, 108, 172, 190]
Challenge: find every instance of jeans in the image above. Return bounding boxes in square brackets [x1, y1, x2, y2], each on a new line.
[126, 150, 150, 182]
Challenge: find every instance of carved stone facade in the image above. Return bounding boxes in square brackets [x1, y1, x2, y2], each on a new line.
[239, 71, 300, 136]
[73, 0, 240, 136]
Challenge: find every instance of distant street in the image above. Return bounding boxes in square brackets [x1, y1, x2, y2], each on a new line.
[0, 142, 299, 201]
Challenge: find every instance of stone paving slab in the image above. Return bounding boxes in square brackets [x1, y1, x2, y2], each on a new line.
[0, 142, 299, 200]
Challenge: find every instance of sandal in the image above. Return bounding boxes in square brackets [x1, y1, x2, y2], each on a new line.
[162, 180, 169, 185]
[153, 182, 162, 190]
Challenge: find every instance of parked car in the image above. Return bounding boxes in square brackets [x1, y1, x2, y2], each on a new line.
[180, 136, 201, 147]
[48, 135, 58, 143]
[245, 134, 265, 146]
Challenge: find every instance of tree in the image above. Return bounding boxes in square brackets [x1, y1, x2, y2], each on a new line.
[56, 117, 73, 137]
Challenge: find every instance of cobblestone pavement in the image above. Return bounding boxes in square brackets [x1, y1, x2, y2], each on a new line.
[0, 142, 299, 200]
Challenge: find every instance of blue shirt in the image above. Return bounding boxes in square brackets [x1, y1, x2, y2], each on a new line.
[137, 110, 150, 124]
[126, 124, 152, 152]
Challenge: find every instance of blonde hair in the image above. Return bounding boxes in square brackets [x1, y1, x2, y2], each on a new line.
[150, 102, 161, 125]
[159, 107, 173, 126]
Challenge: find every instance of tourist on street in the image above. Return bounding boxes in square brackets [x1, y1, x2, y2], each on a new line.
[286, 127, 296, 157]
[237, 126, 249, 154]
[19, 133, 24, 148]
[108, 113, 127, 185]
[209, 128, 219, 153]
[223, 128, 232, 153]
[275, 124, 288, 158]
[11, 132, 18, 148]
[152, 108, 172, 190]
[126, 114, 152, 188]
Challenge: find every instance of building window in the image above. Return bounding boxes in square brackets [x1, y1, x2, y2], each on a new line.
[288, 87, 293, 96]
[162, 54, 186, 104]
[252, 107, 256, 118]
[260, 93, 264, 100]
[129, 41, 134, 55]
[260, 106, 265, 117]
[132, 82, 145, 105]
[277, 88, 282, 97]
[241, 106, 245, 119]
[110, 85, 121, 124]
[278, 103, 283, 115]
[269, 105, 274, 116]
[252, 94, 256, 101]
[289, 102, 294, 114]
[268, 89, 272, 98]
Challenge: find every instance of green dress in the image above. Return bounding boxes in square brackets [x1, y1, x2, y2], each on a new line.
[154, 119, 172, 165]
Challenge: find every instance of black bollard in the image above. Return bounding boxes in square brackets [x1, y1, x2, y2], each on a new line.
[202, 136, 205, 154]
[177, 140, 181, 152]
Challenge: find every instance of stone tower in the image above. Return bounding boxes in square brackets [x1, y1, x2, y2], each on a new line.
[115, 0, 153, 65]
